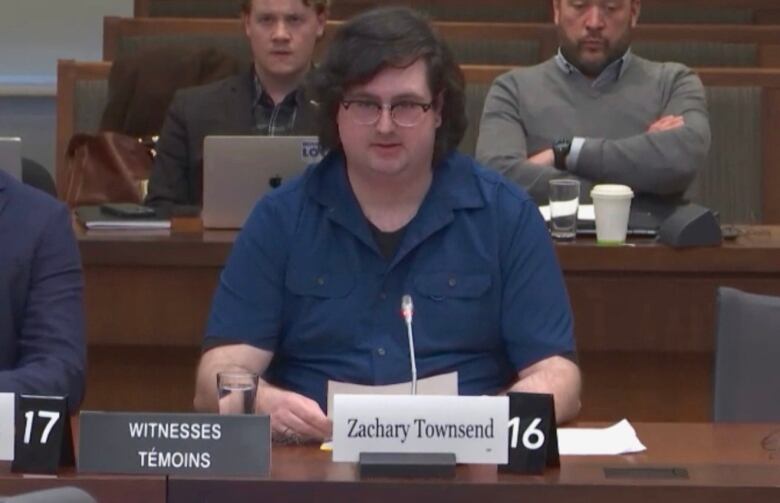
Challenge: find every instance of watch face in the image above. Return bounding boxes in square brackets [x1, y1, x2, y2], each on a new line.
[554, 139, 572, 153]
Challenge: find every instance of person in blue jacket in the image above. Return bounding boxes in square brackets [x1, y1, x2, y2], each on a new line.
[0, 169, 86, 412]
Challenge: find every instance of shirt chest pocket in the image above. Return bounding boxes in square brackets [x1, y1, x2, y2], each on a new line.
[285, 270, 355, 298]
[283, 269, 357, 350]
[412, 272, 497, 349]
[414, 272, 492, 301]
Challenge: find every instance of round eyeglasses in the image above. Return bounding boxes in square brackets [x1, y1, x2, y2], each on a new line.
[341, 100, 434, 127]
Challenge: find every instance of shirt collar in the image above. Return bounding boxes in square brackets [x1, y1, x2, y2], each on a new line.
[554, 47, 632, 84]
[252, 67, 301, 108]
[306, 150, 485, 215]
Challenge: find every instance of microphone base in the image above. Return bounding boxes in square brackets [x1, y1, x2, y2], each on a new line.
[358, 452, 456, 479]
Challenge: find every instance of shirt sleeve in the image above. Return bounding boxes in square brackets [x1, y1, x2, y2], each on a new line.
[475, 72, 563, 203]
[0, 204, 86, 412]
[573, 65, 711, 195]
[145, 91, 194, 207]
[499, 193, 576, 372]
[204, 197, 290, 351]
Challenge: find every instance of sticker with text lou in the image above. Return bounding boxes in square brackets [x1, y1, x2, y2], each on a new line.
[500, 392, 559, 474]
[12, 395, 74, 474]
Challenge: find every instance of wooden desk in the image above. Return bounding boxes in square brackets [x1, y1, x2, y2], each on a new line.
[0, 467, 165, 503]
[2, 423, 778, 501]
[77, 226, 780, 420]
[168, 423, 780, 503]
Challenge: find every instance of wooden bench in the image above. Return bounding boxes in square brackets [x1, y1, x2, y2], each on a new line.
[55, 60, 112, 195]
[133, 0, 780, 24]
[56, 59, 780, 223]
[103, 17, 780, 68]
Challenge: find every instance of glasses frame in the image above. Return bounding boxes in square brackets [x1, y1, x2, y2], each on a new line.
[340, 99, 435, 127]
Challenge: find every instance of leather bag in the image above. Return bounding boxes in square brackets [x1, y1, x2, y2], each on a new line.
[60, 132, 153, 207]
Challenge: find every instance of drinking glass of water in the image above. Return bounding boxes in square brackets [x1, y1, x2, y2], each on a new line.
[217, 371, 258, 415]
[549, 179, 581, 240]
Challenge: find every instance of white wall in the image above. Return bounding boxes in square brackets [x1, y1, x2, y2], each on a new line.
[0, 0, 133, 93]
[0, 0, 133, 174]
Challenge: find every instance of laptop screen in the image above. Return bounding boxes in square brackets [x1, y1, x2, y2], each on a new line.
[202, 135, 323, 229]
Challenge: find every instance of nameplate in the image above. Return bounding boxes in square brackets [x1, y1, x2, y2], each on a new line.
[78, 412, 270, 477]
[332, 395, 508, 463]
[0, 393, 13, 460]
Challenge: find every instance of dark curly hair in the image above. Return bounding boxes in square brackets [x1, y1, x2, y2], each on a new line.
[308, 6, 467, 164]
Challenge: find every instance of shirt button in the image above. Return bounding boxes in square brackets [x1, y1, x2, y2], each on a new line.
[448, 277, 457, 287]
[316, 276, 325, 286]
[379, 292, 387, 300]
[377, 348, 386, 356]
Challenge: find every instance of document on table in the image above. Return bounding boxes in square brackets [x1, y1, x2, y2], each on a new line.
[538, 204, 595, 222]
[326, 372, 458, 418]
[0, 393, 14, 460]
[558, 419, 647, 455]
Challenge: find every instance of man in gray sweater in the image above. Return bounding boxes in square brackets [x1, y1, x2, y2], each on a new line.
[476, 0, 711, 207]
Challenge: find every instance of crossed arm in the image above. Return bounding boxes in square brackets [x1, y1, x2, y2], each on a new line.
[476, 67, 711, 200]
[527, 114, 687, 167]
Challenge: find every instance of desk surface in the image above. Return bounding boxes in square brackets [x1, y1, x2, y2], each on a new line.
[172, 422, 780, 502]
[4, 423, 778, 503]
[76, 223, 780, 272]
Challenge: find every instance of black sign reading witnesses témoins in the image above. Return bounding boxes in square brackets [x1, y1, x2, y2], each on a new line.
[77, 412, 270, 477]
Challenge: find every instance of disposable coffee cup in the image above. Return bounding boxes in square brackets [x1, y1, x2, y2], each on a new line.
[590, 184, 634, 245]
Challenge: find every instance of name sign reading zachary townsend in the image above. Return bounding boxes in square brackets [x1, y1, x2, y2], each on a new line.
[332, 395, 508, 463]
[78, 412, 270, 477]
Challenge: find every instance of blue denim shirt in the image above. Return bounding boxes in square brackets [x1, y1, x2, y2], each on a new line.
[205, 150, 575, 411]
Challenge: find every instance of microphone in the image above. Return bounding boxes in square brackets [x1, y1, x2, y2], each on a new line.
[401, 294, 417, 395]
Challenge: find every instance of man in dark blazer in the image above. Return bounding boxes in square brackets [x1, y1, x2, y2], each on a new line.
[145, 0, 329, 207]
[0, 170, 86, 412]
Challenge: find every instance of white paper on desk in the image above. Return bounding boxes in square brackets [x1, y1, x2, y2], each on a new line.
[326, 372, 458, 418]
[84, 221, 171, 230]
[538, 204, 595, 222]
[0, 392, 14, 460]
[557, 419, 646, 455]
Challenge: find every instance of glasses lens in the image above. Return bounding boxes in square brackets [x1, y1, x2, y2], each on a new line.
[346, 102, 379, 125]
[392, 103, 424, 127]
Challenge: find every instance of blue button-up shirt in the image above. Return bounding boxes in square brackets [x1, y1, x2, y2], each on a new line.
[205, 150, 575, 411]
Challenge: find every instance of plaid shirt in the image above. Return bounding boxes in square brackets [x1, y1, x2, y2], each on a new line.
[252, 70, 300, 135]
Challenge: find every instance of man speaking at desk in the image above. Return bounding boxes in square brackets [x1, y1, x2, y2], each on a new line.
[194, 7, 581, 442]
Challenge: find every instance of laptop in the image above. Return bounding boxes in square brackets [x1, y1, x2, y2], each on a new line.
[577, 207, 662, 237]
[0, 137, 22, 181]
[202, 135, 323, 229]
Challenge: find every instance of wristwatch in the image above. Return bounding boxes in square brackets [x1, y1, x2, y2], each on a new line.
[552, 138, 572, 171]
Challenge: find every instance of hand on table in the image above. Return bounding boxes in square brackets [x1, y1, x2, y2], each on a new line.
[257, 385, 332, 444]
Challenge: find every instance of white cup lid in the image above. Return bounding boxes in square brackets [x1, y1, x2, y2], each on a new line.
[590, 184, 634, 199]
